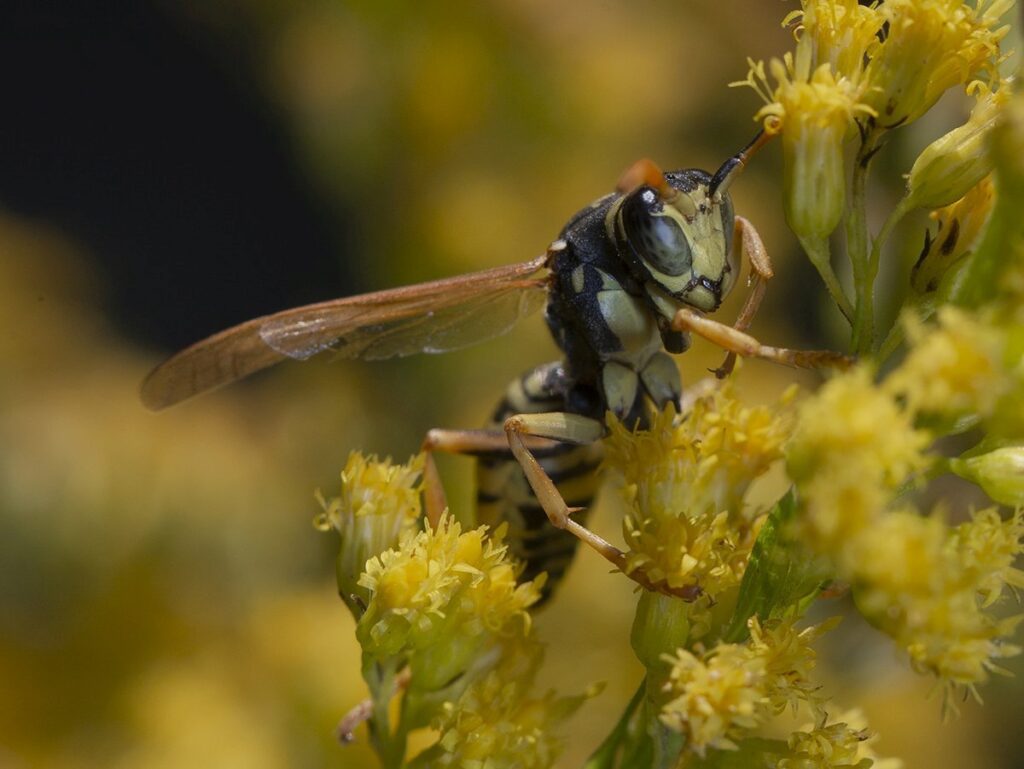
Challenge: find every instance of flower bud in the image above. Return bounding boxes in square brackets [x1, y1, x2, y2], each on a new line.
[905, 85, 1007, 211]
[952, 446, 1024, 506]
[630, 590, 691, 675]
[315, 451, 425, 618]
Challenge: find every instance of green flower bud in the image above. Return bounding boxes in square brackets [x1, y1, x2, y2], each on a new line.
[906, 85, 1007, 211]
[952, 446, 1024, 506]
[630, 590, 691, 676]
[315, 451, 425, 618]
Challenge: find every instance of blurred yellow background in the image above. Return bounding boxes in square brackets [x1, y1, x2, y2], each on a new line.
[1, 2, 1020, 767]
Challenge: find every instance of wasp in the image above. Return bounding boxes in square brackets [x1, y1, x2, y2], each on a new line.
[142, 131, 843, 602]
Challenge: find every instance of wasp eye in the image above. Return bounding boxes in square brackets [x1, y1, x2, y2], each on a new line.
[623, 189, 693, 277]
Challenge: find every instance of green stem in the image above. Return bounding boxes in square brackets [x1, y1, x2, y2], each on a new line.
[364, 660, 407, 769]
[847, 128, 882, 355]
[866, 195, 914, 354]
[799, 235, 854, 322]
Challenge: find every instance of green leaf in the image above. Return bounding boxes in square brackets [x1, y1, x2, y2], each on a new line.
[722, 488, 831, 643]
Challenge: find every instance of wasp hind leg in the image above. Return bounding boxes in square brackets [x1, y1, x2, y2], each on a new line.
[501, 411, 624, 563]
[502, 411, 699, 599]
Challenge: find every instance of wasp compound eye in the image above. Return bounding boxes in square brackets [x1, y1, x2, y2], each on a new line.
[622, 188, 693, 277]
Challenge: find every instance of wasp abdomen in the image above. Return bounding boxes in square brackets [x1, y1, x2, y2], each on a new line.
[475, 362, 603, 602]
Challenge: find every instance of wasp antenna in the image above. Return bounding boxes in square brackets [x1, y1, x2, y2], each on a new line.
[616, 158, 677, 202]
[710, 128, 776, 197]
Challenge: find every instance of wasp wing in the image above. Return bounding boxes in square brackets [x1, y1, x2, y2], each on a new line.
[141, 255, 550, 411]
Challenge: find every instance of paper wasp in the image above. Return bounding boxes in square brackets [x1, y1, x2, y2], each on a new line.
[142, 130, 844, 602]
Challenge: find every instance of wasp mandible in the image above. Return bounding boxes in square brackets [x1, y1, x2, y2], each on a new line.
[141, 131, 845, 603]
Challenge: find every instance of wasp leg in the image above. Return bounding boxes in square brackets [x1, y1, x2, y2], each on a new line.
[501, 412, 618, 554]
[714, 215, 773, 378]
[420, 428, 561, 528]
[672, 307, 854, 370]
[503, 411, 704, 599]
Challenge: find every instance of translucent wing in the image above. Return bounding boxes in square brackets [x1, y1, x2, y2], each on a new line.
[141, 255, 550, 411]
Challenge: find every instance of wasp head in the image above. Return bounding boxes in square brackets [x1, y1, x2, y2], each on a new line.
[615, 168, 738, 313]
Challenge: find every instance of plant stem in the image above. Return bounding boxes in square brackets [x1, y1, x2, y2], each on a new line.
[867, 195, 914, 354]
[847, 127, 882, 355]
[364, 660, 407, 769]
[799, 235, 854, 322]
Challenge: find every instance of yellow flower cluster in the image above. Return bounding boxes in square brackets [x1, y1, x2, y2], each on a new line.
[784, 0, 881, 86]
[738, 54, 871, 241]
[409, 640, 593, 769]
[737, 0, 1013, 245]
[777, 710, 900, 769]
[357, 515, 542, 691]
[788, 368, 930, 557]
[604, 383, 794, 602]
[863, 0, 1011, 128]
[787, 307, 1024, 694]
[660, 617, 835, 755]
[316, 451, 425, 617]
[885, 307, 1009, 419]
[849, 509, 1023, 693]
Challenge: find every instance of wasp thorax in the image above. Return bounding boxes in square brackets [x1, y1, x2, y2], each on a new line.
[617, 169, 738, 312]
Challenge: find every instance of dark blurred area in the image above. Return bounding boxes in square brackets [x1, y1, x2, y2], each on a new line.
[0, 0, 349, 350]
[0, 2, 1018, 768]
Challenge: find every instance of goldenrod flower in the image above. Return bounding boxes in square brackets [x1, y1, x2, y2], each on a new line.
[785, 0, 883, 85]
[660, 617, 836, 755]
[788, 368, 930, 555]
[844, 508, 1023, 694]
[739, 55, 873, 240]
[605, 384, 793, 605]
[952, 507, 1024, 606]
[905, 82, 1010, 211]
[777, 712, 894, 769]
[316, 451, 425, 617]
[661, 643, 767, 754]
[748, 616, 837, 716]
[863, 0, 1012, 128]
[410, 640, 592, 769]
[911, 176, 996, 295]
[884, 307, 1008, 420]
[357, 515, 543, 691]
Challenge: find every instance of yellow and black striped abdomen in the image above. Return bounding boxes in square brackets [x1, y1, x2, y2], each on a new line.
[476, 362, 603, 602]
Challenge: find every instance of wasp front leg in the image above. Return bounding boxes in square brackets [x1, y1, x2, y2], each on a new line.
[673, 308, 854, 370]
[714, 215, 773, 378]
[688, 215, 854, 373]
